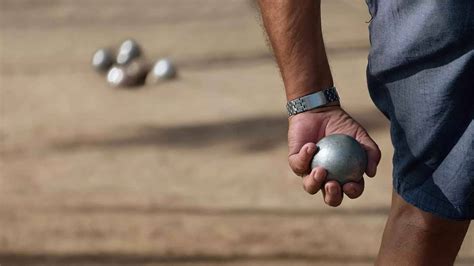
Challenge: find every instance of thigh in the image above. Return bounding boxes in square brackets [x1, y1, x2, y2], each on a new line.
[367, 9, 474, 219]
[377, 191, 471, 266]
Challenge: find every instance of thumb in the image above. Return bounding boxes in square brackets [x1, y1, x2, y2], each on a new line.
[288, 143, 317, 176]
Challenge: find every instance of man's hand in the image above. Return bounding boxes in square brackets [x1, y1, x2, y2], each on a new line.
[288, 106, 381, 207]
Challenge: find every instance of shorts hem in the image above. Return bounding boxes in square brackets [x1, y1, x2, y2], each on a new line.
[394, 177, 474, 221]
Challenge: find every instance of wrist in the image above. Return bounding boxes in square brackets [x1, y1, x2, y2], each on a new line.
[286, 79, 334, 101]
[284, 63, 334, 101]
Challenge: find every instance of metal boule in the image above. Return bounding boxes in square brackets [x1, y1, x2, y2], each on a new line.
[147, 59, 177, 83]
[311, 134, 367, 184]
[106, 66, 127, 87]
[125, 59, 149, 86]
[106, 60, 149, 88]
[92, 48, 114, 72]
[116, 39, 142, 65]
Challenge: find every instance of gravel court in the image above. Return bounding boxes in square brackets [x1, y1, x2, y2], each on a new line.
[0, 0, 472, 265]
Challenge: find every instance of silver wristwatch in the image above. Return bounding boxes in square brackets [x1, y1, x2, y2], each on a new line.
[286, 86, 340, 116]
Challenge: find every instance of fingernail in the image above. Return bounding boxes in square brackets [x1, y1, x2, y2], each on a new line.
[328, 185, 337, 195]
[313, 169, 324, 182]
[313, 174, 323, 183]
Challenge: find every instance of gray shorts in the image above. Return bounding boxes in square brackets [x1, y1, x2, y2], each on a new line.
[366, 0, 474, 220]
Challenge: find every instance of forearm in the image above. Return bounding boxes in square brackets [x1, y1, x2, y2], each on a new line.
[258, 0, 333, 100]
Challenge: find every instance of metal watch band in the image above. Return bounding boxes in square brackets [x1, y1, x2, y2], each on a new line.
[286, 86, 340, 116]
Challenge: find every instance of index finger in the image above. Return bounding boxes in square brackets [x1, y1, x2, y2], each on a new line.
[288, 142, 317, 176]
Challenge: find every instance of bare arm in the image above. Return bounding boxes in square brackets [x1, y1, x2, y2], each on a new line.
[258, 0, 333, 100]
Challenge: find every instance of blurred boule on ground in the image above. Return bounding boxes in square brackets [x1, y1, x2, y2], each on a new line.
[107, 59, 149, 88]
[146, 58, 177, 84]
[91, 48, 115, 73]
[116, 39, 142, 65]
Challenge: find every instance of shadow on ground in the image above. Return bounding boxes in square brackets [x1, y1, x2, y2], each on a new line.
[53, 109, 386, 153]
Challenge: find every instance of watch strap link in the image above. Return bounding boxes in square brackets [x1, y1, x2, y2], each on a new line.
[286, 86, 339, 116]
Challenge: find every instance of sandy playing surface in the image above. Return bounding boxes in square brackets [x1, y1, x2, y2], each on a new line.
[1, 0, 472, 265]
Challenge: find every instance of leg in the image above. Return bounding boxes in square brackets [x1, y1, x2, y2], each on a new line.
[376, 191, 471, 266]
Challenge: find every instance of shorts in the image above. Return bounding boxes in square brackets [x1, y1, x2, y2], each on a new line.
[366, 0, 474, 220]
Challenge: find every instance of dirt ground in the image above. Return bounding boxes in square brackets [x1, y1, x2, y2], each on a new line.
[0, 0, 473, 265]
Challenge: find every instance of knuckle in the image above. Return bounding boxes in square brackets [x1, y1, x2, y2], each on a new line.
[347, 193, 360, 199]
[328, 200, 342, 207]
[303, 179, 316, 194]
[302, 181, 308, 191]
[298, 160, 311, 174]
[292, 165, 307, 176]
[325, 195, 342, 207]
[307, 187, 317, 195]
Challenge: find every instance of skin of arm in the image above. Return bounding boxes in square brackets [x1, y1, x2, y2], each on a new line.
[258, 0, 381, 206]
[258, 0, 333, 100]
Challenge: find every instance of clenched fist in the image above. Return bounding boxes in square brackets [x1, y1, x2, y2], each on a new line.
[288, 106, 381, 207]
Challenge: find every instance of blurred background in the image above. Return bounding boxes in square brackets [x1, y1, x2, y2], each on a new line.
[0, 0, 472, 265]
